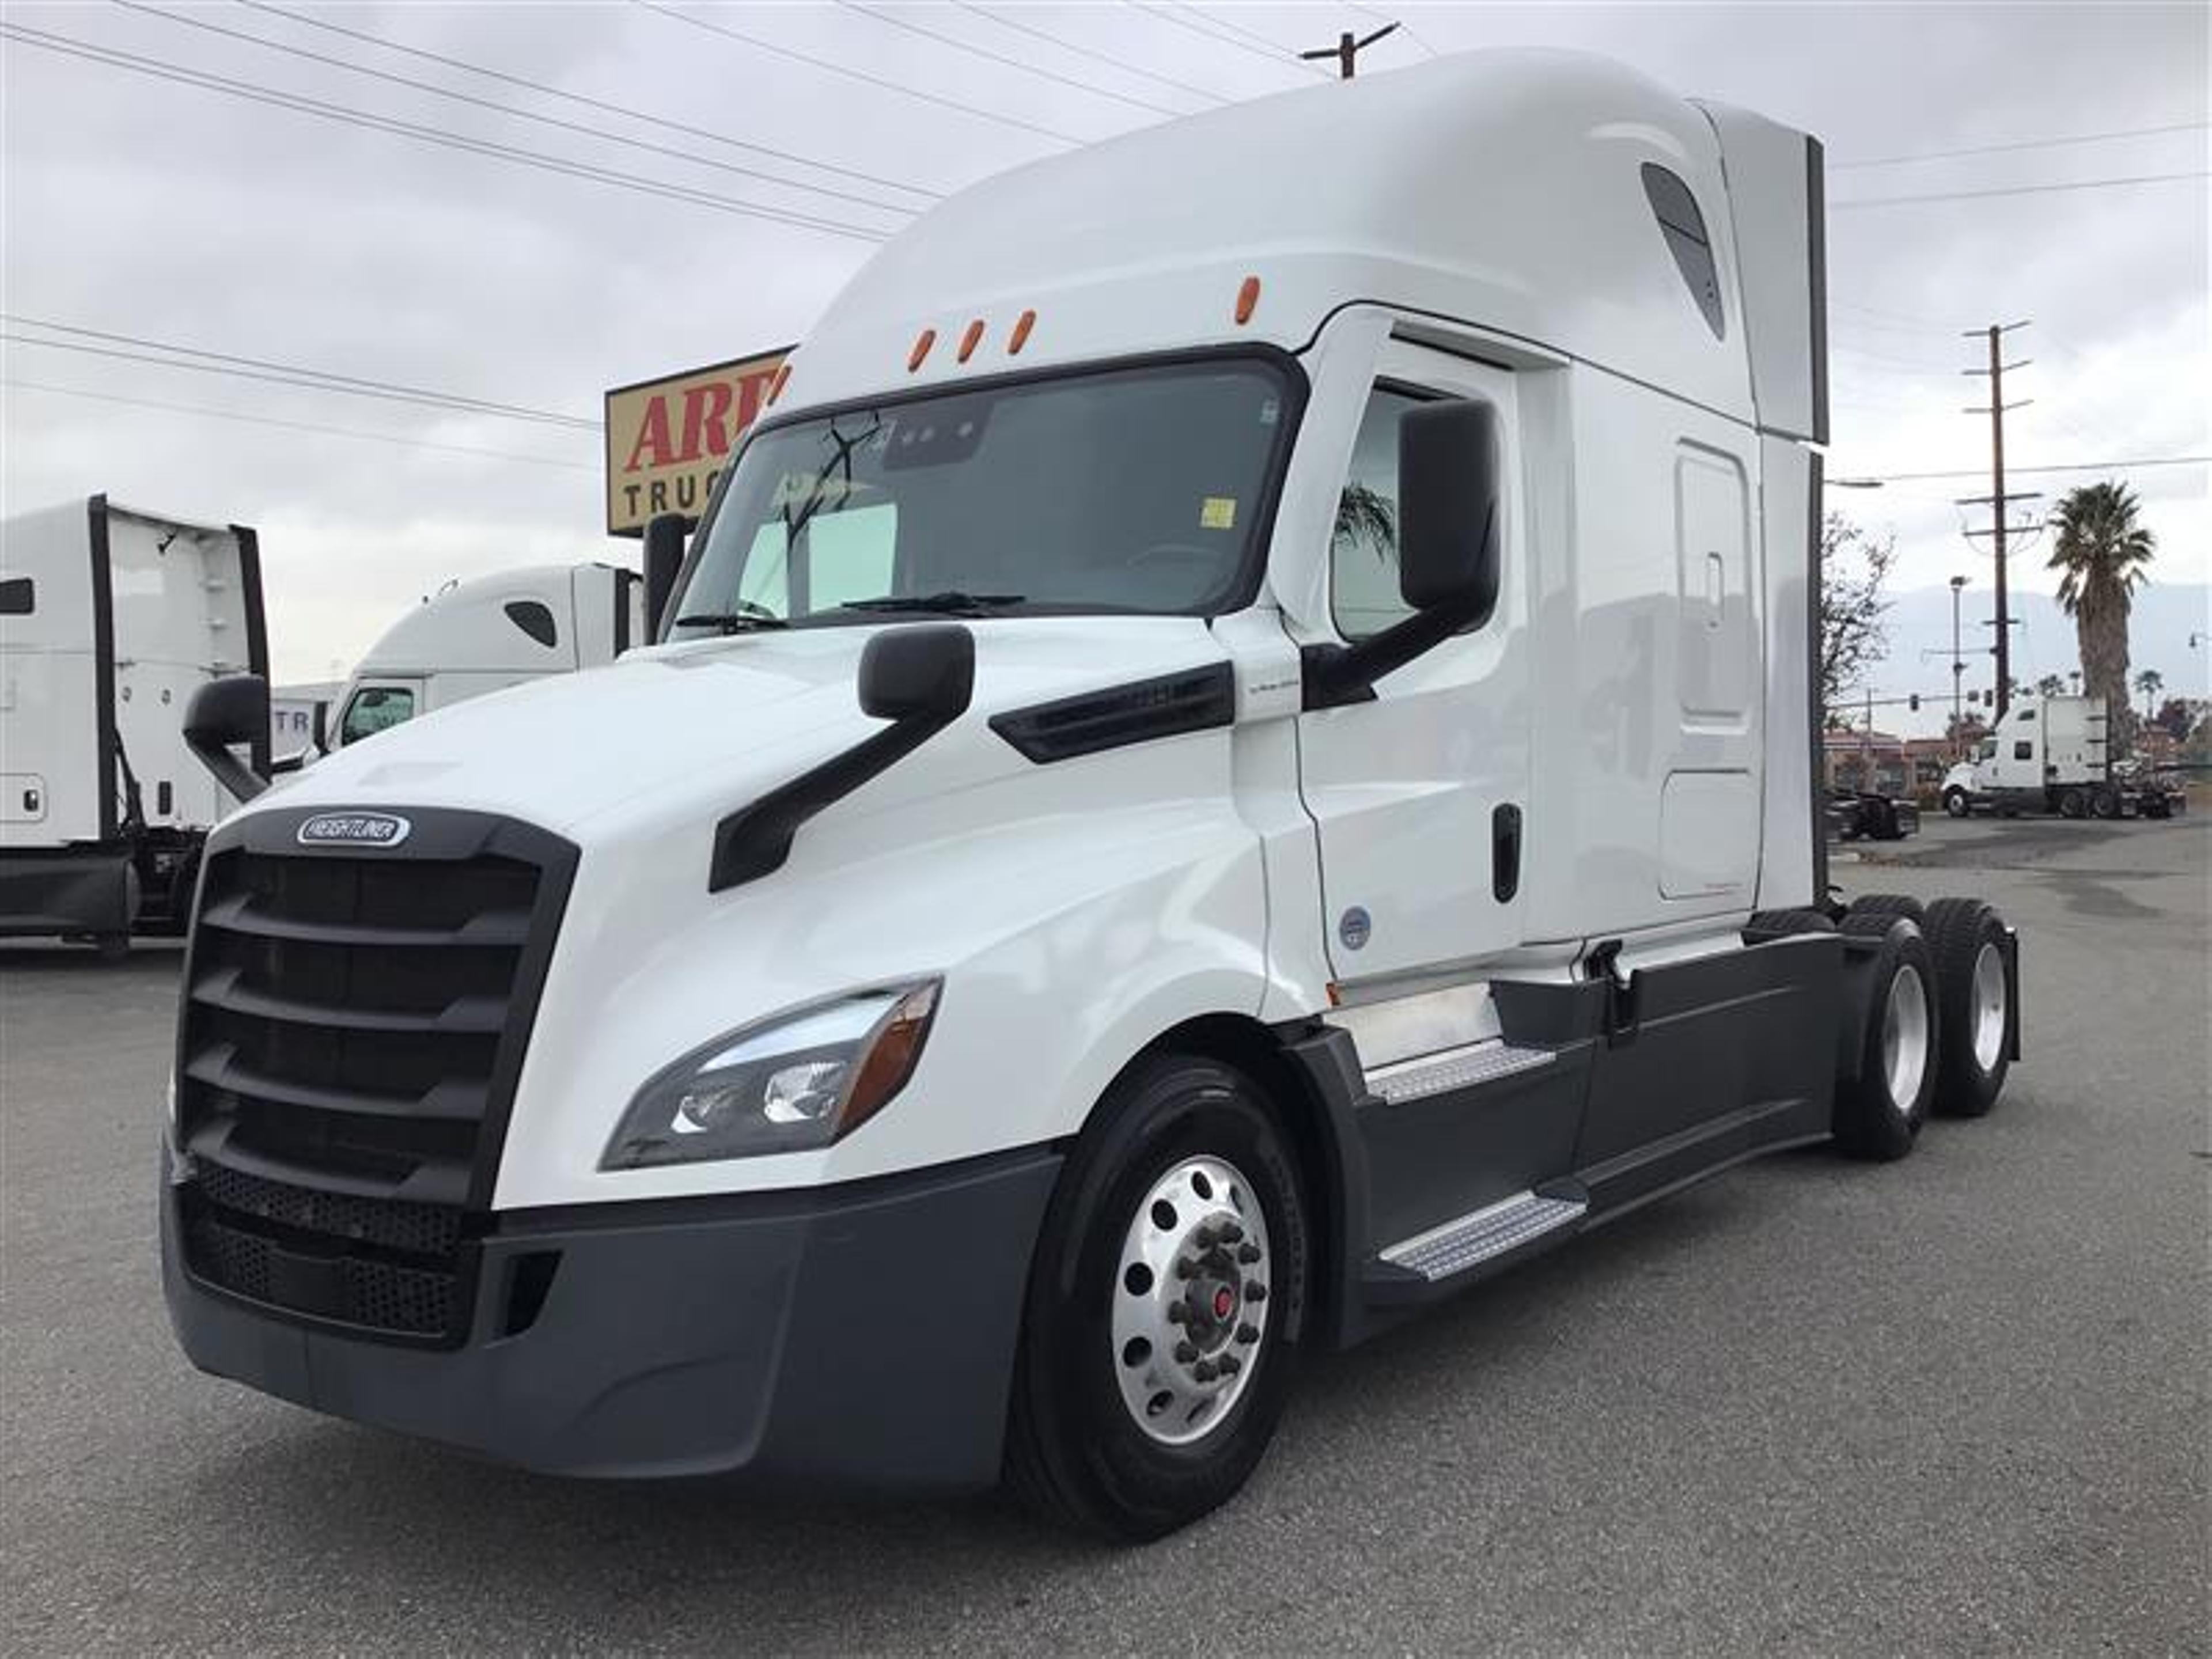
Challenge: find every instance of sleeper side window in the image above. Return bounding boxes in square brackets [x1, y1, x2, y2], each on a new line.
[1330, 387, 1422, 642]
[0, 576, 32, 615]
[2012, 740, 2033, 762]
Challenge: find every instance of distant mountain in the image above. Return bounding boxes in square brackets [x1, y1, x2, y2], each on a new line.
[1863, 581, 2210, 736]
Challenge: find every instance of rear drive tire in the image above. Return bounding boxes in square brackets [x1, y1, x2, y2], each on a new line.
[1004, 1054, 1310, 1541]
[1832, 914, 1941, 1161]
[2092, 785, 2121, 820]
[2059, 788, 2088, 819]
[1745, 907, 1838, 942]
[1849, 893, 1926, 925]
[1922, 899, 2013, 1118]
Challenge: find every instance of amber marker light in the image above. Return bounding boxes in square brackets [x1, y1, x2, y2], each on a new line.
[1008, 309, 1037, 354]
[1234, 275, 1261, 324]
[957, 319, 986, 363]
[908, 328, 937, 372]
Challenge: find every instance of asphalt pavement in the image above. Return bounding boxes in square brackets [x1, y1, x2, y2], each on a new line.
[3, 813, 2206, 1654]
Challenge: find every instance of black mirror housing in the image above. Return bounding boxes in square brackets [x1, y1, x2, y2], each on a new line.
[1397, 399, 1501, 620]
[643, 512, 689, 643]
[184, 673, 271, 803]
[859, 623, 976, 723]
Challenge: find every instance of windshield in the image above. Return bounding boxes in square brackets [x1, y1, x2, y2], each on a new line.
[669, 358, 1293, 634]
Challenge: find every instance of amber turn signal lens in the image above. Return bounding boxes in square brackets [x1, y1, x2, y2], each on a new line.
[1008, 309, 1036, 354]
[837, 983, 941, 1140]
[908, 329, 937, 372]
[1234, 275, 1261, 325]
[957, 319, 986, 363]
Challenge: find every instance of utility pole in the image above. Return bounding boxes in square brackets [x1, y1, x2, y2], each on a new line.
[1962, 320, 2033, 718]
[1301, 21, 1399, 78]
[1949, 574, 1968, 728]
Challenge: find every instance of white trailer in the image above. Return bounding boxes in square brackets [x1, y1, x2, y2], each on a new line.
[162, 51, 2020, 1539]
[1941, 695, 2180, 819]
[332, 563, 642, 748]
[1, 497, 267, 951]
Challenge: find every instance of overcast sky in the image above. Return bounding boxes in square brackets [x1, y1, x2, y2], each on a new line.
[5, 1, 2206, 684]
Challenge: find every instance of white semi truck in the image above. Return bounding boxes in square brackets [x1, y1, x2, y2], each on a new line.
[0, 496, 268, 953]
[1941, 695, 2182, 820]
[332, 563, 643, 748]
[162, 51, 2021, 1539]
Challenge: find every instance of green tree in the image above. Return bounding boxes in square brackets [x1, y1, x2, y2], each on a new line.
[1819, 512, 1898, 710]
[2135, 667, 2164, 719]
[2047, 480, 2155, 726]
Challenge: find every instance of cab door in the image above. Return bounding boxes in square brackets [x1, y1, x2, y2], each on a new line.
[1296, 342, 1532, 986]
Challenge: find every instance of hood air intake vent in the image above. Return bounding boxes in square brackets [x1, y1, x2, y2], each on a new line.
[990, 664, 1235, 763]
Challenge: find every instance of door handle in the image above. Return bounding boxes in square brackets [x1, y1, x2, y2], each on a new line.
[1492, 804, 1522, 902]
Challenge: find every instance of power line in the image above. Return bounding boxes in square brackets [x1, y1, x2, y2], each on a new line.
[1830, 298, 1957, 334]
[1835, 120, 2210, 169]
[633, 0, 1083, 146]
[954, 3, 1227, 105]
[1842, 456, 2210, 483]
[1130, 2, 1322, 79]
[2, 378, 594, 470]
[239, 0, 938, 201]
[1834, 169, 2209, 209]
[3, 315, 600, 428]
[839, 1, 1185, 118]
[1, 331, 605, 433]
[113, 1, 924, 218]
[1, 23, 893, 242]
[1188, 2, 1319, 66]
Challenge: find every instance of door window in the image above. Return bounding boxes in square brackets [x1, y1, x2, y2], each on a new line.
[1330, 388, 1425, 641]
[339, 685, 416, 745]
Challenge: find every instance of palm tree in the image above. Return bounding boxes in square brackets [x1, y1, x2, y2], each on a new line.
[2047, 480, 2155, 724]
[2135, 667, 2164, 721]
[2035, 673, 2067, 699]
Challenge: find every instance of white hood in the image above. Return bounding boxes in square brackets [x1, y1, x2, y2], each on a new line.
[265, 617, 1228, 840]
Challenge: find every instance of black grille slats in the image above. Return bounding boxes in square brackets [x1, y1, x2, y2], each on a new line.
[175, 824, 570, 1344]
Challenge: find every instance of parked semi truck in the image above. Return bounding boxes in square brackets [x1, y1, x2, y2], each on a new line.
[1941, 695, 2183, 819]
[332, 562, 643, 747]
[162, 51, 2021, 1540]
[1, 496, 268, 953]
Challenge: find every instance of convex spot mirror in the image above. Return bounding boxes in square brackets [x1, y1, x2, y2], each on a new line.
[1396, 398, 1501, 626]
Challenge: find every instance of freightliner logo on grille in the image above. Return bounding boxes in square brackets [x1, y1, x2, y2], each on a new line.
[296, 812, 412, 849]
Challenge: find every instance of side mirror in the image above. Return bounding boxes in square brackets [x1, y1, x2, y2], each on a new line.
[184, 674, 271, 803]
[643, 512, 688, 642]
[859, 622, 976, 723]
[1303, 397, 1502, 711]
[1397, 398, 1501, 619]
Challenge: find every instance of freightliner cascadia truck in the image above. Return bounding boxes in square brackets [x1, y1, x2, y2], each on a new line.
[162, 51, 2021, 1540]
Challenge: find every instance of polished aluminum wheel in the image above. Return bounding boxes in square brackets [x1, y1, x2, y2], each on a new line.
[1969, 941, 2007, 1072]
[1882, 964, 1931, 1115]
[1110, 1154, 1271, 1446]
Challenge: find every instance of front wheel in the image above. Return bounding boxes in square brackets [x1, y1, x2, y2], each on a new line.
[1004, 1055, 1310, 1540]
[1944, 787, 1972, 819]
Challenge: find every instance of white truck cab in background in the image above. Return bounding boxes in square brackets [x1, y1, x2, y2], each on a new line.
[162, 50, 2022, 1539]
[1, 496, 268, 951]
[334, 562, 642, 747]
[1942, 695, 2180, 820]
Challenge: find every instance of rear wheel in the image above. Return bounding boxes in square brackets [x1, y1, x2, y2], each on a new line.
[2059, 788, 2088, 820]
[2092, 785, 2122, 820]
[1832, 914, 1941, 1161]
[1849, 893, 1926, 925]
[1005, 1054, 1309, 1540]
[1922, 899, 2012, 1117]
[1745, 907, 1838, 942]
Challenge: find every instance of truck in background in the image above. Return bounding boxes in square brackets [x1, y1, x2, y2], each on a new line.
[1, 495, 268, 953]
[332, 563, 641, 747]
[1942, 695, 2183, 820]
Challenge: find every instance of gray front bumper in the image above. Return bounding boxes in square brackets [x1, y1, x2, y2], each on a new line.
[162, 1147, 1062, 1490]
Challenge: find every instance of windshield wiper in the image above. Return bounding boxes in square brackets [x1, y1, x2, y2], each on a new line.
[840, 592, 1026, 616]
[673, 607, 789, 634]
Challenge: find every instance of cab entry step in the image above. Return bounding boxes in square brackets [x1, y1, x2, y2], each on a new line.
[1378, 1190, 1588, 1283]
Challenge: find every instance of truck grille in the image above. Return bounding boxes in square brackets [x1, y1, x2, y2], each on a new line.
[172, 809, 575, 1344]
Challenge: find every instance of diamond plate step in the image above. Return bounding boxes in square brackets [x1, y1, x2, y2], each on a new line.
[1378, 1191, 1588, 1283]
[1365, 1039, 1552, 1105]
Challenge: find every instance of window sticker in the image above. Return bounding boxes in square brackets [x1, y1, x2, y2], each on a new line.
[1200, 497, 1238, 531]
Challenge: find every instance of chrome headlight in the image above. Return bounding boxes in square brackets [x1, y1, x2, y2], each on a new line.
[601, 982, 940, 1169]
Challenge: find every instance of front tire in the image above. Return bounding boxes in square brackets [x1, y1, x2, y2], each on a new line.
[1944, 787, 1971, 819]
[1005, 1054, 1310, 1540]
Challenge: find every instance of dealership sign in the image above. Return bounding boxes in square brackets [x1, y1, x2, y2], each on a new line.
[604, 348, 790, 536]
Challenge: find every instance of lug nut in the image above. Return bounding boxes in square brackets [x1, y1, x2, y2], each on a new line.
[1175, 1257, 1198, 1279]
[1192, 1359, 1218, 1382]
[1166, 1302, 1190, 1325]
[1236, 1323, 1260, 1344]
[1244, 1281, 1267, 1302]
[1237, 1243, 1261, 1263]
[1218, 1222, 1244, 1244]
[1218, 1353, 1241, 1376]
[1191, 1223, 1216, 1248]
[1174, 1340, 1199, 1364]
